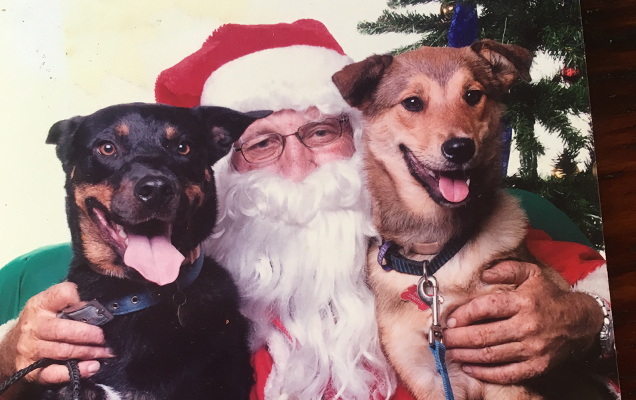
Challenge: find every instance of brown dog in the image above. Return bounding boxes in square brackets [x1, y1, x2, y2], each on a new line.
[333, 41, 611, 400]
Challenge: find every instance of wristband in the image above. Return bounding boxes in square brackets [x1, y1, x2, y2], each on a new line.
[587, 293, 614, 358]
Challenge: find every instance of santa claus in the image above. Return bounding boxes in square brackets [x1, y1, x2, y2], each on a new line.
[154, 19, 614, 399]
[155, 19, 396, 399]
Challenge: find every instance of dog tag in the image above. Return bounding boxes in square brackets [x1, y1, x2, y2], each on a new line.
[401, 285, 431, 311]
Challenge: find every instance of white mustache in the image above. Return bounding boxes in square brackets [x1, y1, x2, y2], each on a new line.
[213, 153, 367, 228]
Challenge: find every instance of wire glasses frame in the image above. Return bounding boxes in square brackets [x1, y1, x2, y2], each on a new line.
[234, 115, 351, 164]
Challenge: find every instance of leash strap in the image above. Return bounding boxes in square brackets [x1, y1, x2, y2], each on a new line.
[0, 359, 81, 399]
[0, 359, 54, 395]
[430, 341, 455, 400]
[67, 359, 81, 400]
[104, 251, 205, 316]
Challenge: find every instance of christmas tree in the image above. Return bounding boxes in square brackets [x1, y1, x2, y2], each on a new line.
[358, 0, 603, 249]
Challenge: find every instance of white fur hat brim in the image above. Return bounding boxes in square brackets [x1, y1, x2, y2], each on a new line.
[200, 45, 353, 115]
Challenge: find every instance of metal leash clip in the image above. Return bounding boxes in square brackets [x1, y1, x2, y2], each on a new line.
[417, 275, 443, 346]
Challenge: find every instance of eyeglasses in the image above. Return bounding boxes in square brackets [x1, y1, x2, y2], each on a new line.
[234, 116, 351, 164]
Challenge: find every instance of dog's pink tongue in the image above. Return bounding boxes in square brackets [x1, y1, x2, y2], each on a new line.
[439, 175, 469, 203]
[123, 234, 184, 286]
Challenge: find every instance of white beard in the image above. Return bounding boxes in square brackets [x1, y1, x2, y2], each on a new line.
[205, 153, 396, 400]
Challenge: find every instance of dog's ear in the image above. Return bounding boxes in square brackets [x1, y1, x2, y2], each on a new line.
[470, 40, 533, 90]
[47, 116, 83, 173]
[332, 54, 393, 111]
[192, 106, 272, 161]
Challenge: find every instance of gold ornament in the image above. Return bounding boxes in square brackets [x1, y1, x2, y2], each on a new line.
[440, 2, 456, 20]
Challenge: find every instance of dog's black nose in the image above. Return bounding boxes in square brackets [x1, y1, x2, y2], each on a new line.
[134, 176, 175, 207]
[441, 138, 475, 164]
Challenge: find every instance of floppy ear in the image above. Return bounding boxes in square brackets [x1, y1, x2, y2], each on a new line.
[470, 40, 533, 91]
[192, 106, 272, 162]
[47, 116, 83, 173]
[332, 54, 393, 111]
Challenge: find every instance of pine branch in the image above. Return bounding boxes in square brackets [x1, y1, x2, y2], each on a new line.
[387, 0, 437, 9]
[554, 148, 579, 176]
[357, 10, 447, 35]
[510, 113, 543, 179]
[391, 39, 430, 55]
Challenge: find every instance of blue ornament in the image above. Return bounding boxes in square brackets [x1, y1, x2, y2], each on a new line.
[448, 2, 478, 48]
[501, 122, 513, 176]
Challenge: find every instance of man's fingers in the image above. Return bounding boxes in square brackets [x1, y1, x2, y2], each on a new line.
[33, 340, 114, 362]
[447, 342, 526, 364]
[481, 261, 538, 286]
[34, 317, 106, 345]
[34, 282, 81, 313]
[446, 292, 519, 328]
[461, 357, 550, 384]
[444, 320, 521, 349]
[35, 361, 101, 385]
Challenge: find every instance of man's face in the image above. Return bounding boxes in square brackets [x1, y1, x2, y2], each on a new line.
[231, 107, 356, 182]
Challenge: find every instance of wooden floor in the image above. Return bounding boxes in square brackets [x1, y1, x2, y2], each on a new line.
[581, 0, 636, 396]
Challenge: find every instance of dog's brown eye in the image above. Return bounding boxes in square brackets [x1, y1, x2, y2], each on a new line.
[401, 97, 424, 112]
[98, 142, 116, 156]
[177, 142, 191, 155]
[464, 90, 483, 106]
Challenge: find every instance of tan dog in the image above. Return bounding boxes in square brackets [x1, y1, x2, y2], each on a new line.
[333, 41, 611, 400]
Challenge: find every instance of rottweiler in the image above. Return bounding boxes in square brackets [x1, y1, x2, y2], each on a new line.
[36, 103, 270, 400]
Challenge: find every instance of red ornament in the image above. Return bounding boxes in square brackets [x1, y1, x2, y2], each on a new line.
[561, 67, 581, 84]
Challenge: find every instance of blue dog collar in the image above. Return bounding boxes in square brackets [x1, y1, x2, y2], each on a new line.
[378, 222, 476, 277]
[103, 250, 205, 316]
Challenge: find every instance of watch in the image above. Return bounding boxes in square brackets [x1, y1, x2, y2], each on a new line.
[587, 293, 615, 358]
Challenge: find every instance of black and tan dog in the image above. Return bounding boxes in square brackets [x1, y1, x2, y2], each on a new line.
[36, 103, 269, 400]
[333, 41, 611, 399]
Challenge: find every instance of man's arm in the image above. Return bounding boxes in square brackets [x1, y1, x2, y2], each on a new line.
[444, 261, 605, 384]
[0, 282, 112, 397]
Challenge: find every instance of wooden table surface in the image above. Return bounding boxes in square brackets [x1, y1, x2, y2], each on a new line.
[581, 0, 636, 396]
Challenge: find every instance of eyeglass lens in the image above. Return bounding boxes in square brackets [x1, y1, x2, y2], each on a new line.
[240, 118, 347, 163]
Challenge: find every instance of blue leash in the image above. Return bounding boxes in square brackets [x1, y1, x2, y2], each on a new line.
[430, 340, 455, 400]
[420, 275, 456, 400]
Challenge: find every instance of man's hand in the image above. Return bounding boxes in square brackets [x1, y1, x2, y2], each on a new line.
[0, 282, 114, 385]
[443, 261, 603, 384]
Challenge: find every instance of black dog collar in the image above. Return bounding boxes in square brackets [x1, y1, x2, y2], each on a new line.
[377, 227, 475, 277]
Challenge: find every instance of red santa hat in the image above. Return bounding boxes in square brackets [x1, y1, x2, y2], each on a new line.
[155, 19, 353, 114]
